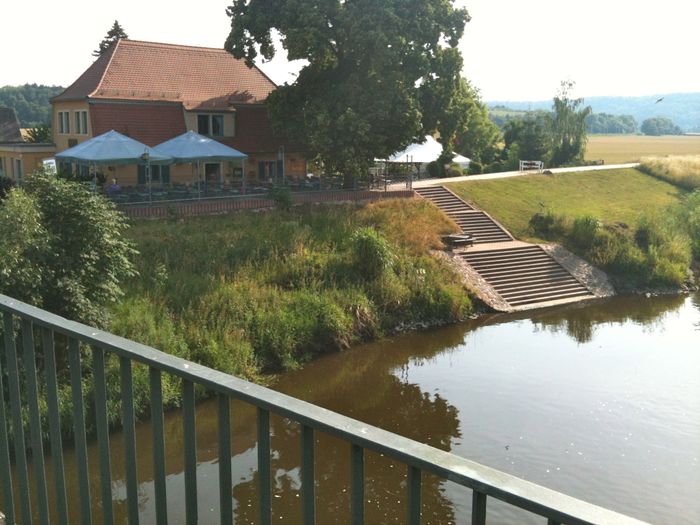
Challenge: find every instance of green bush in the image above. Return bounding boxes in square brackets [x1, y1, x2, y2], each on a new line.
[426, 161, 443, 178]
[467, 161, 483, 175]
[267, 185, 293, 210]
[0, 175, 15, 200]
[528, 208, 693, 290]
[350, 227, 395, 280]
[1, 172, 136, 326]
[571, 215, 600, 248]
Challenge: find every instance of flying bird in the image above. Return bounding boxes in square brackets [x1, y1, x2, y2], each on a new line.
[655, 97, 664, 104]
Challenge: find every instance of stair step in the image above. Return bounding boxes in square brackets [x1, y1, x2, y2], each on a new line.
[508, 289, 593, 306]
[499, 283, 588, 300]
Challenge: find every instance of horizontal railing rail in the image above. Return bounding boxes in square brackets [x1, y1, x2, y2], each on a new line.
[0, 294, 649, 525]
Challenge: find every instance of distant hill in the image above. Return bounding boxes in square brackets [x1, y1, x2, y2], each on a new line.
[0, 84, 65, 127]
[488, 92, 700, 132]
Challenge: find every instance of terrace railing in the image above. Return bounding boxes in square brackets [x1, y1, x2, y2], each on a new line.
[0, 294, 649, 525]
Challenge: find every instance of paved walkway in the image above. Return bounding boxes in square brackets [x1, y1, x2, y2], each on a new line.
[391, 162, 640, 189]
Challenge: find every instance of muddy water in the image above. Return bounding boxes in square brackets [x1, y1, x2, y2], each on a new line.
[28, 292, 700, 524]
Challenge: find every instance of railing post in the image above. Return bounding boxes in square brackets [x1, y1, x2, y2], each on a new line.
[2, 313, 32, 524]
[258, 407, 272, 525]
[93, 346, 114, 525]
[407, 466, 421, 525]
[69, 338, 93, 525]
[183, 380, 198, 525]
[150, 367, 168, 525]
[301, 425, 316, 524]
[21, 320, 50, 524]
[43, 328, 69, 524]
[472, 490, 487, 525]
[350, 444, 364, 525]
[0, 321, 15, 525]
[218, 394, 233, 525]
[120, 357, 140, 525]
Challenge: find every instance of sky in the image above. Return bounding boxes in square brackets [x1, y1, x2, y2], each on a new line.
[2, 0, 699, 102]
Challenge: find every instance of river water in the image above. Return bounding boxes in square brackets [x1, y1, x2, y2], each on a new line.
[33, 292, 700, 523]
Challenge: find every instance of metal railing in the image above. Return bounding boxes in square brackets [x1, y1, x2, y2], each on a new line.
[0, 294, 648, 525]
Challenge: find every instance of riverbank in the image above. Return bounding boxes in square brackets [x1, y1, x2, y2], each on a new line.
[114, 199, 474, 386]
[447, 167, 699, 292]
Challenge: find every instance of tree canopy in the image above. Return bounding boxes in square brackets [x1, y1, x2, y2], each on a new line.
[585, 113, 637, 134]
[93, 20, 129, 57]
[641, 117, 683, 136]
[548, 81, 591, 166]
[0, 172, 136, 326]
[0, 84, 64, 127]
[225, 0, 470, 184]
[452, 79, 501, 165]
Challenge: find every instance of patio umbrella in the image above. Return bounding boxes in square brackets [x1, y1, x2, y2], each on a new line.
[55, 130, 173, 199]
[154, 131, 248, 197]
[55, 130, 172, 166]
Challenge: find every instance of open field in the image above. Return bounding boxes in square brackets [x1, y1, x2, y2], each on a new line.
[447, 168, 683, 241]
[585, 134, 700, 164]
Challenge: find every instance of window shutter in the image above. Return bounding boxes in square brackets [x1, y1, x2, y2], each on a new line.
[138, 165, 146, 185]
[162, 165, 170, 184]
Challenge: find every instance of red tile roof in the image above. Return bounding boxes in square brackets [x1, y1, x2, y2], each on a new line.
[54, 39, 277, 108]
[89, 103, 186, 146]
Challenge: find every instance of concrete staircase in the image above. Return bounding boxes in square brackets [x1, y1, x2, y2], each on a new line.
[459, 246, 593, 307]
[415, 186, 596, 310]
[415, 186, 512, 244]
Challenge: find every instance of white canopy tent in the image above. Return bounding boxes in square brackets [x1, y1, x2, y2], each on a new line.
[388, 135, 444, 163]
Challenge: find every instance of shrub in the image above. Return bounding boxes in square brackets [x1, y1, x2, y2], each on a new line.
[444, 164, 463, 178]
[1, 173, 136, 325]
[350, 227, 395, 280]
[267, 184, 293, 210]
[0, 175, 15, 201]
[570, 215, 600, 248]
[467, 161, 483, 175]
[529, 210, 568, 239]
[426, 160, 443, 178]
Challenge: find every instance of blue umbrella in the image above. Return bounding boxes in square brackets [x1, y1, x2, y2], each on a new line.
[56, 130, 173, 200]
[55, 130, 173, 166]
[154, 130, 247, 162]
[154, 131, 248, 197]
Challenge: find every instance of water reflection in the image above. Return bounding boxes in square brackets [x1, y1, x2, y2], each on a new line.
[21, 291, 700, 524]
[483, 293, 687, 343]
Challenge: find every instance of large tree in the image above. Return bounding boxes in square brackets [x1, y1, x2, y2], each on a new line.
[225, 0, 469, 185]
[452, 79, 501, 165]
[548, 81, 591, 167]
[93, 20, 129, 57]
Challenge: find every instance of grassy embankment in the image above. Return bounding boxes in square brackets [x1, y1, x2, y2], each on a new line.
[585, 135, 700, 164]
[112, 199, 472, 389]
[448, 167, 699, 291]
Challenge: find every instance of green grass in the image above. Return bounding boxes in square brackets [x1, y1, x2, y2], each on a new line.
[115, 199, 470, 381]
[447, 168, 682, 241]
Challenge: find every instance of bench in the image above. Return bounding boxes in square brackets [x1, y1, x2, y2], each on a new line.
[442, 233, 475, 248]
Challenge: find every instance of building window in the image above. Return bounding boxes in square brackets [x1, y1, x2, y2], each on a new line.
[73, 110, 88, 134]
[58, 111, 70, 134]
[197, 114, 225, 136]
[137, 164, 170, 185]
[14, 159, 23, 182]
[0, 157, 4, 176]
[197, 115, 210, 135]
[211, 115, 224, 136]
[74, 111, 88, 134]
